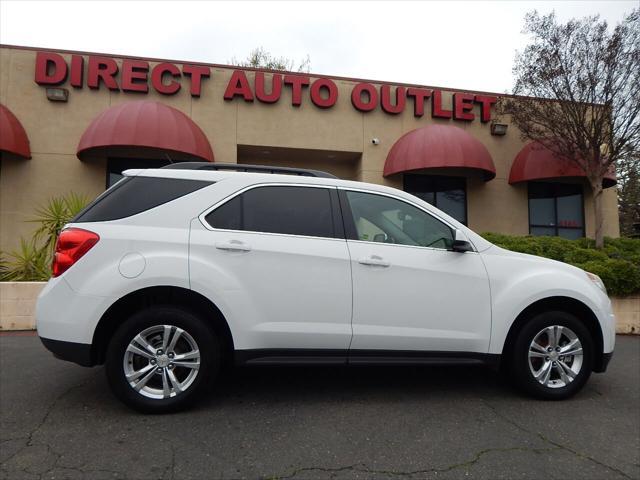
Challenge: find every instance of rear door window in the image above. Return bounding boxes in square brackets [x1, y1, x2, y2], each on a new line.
[204, 186, 337, 239]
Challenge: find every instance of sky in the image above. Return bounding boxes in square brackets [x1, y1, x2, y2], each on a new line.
[0, 1, 636, 94]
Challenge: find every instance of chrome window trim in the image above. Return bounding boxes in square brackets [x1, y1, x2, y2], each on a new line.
[345, 238, 478, 254]
[197, 181, 476, 251]
[198, 182, 343, 242]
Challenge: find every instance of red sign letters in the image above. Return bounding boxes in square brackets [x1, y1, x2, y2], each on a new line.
[35, 52, 210, 97]
[34, 52, 497, 122]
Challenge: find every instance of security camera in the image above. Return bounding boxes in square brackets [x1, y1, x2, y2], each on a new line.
[371, 138, 380, 145]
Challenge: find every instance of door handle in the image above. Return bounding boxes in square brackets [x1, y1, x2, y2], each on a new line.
[215, 240, 252, 252]
[358, 255, 390, 267]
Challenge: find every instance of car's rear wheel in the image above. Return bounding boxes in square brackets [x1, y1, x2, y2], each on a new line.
[510, 311, 593, 400]
[105, 306, 219, 413]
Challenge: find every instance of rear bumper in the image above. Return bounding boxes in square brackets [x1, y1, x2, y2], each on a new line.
[40, 337, 94, 367]
[36, 276, 114, 345]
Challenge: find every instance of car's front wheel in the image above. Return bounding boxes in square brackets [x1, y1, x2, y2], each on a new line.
[510, 311, 594, 400]
[105, 306, 219, 413]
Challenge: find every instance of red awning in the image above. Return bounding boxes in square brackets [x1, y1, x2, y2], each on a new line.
[509, 142, 616, 188]
[0, 104, 31, 159]
[77, 101, 214, 162]
[383, 125, 496, 180]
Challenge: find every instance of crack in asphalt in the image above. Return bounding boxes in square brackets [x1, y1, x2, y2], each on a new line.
[38, 442, 125, 480]
[265, 397, 638, 480]
[3, 393, 635, 480]
[0, 375, 179, 480]
[481, 400, 634, 480]
[43, 465, 125, 479]
[0, 377, 127, 480]
[0, 437, 28, 444]
[3, 433, 124, 480]
[161, 444, 177, 480]
[263, 446, 558, 480]
[28, 379, 92, 446]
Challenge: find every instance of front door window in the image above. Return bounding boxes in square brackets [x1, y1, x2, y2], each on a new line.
[343, 190, 455, 250]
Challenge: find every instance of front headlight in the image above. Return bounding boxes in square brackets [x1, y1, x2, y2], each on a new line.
[585, 271, 607, 295]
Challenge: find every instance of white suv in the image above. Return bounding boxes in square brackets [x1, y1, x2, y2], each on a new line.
[36, 163, 615, 412]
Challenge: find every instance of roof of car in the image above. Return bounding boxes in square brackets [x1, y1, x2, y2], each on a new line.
[122, 166, 395, 194]
[161, 162, 338, 179]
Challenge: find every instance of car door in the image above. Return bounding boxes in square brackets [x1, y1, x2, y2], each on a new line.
[340, 189, 491, 354]
[189, 184, 353, 354]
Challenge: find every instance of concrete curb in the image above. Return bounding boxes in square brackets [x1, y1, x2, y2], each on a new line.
[1, 282, 45, 331]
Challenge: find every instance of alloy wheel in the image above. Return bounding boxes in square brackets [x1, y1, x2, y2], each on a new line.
[528, 325, 584, 389]
[123, 325, 201, 399]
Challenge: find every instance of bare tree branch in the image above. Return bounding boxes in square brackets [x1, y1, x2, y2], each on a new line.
[229, 47, 311, 73]
[501, 9, 640, 247]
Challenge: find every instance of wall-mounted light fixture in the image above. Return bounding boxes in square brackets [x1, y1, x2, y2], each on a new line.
[490, 123, 508, 136]
[46, 88, 69, 102]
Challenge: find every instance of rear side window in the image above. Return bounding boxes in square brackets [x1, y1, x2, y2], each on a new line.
[74, 176, 213, 222]
[205, 186, 336, 238]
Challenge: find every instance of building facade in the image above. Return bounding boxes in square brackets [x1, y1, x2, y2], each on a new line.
[0, 45, 620, 253]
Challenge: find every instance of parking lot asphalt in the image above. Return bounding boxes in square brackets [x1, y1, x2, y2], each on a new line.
[1, 333, 638, 480]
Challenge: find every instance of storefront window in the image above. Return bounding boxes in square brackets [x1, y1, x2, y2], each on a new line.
[403, 174, 467, 224]
[106, 158, 170, 188]
[529, 182, 584, 239]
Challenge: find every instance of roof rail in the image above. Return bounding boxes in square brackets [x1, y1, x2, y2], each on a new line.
[161, 162, 338, 179]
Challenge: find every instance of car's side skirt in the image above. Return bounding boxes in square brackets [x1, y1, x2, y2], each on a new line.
[235, 349, 501, 368]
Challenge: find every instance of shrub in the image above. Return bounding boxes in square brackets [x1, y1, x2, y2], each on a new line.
[564, 248, 609, 264]
[481, 233, 640, 297]
[576, 259, 640, 296]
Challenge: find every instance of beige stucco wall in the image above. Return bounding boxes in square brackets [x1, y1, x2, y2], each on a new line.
[0, 46, 619, 254]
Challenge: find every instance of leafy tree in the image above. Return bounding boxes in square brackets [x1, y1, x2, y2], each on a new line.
[502, 9, 639, 248]
[230, 47, 311, 72]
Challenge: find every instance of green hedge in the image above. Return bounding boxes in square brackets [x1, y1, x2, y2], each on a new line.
[480, 233, 640, 297]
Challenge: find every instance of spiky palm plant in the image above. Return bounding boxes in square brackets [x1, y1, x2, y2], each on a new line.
[30, 192, 90, 255]
[2, 192, 90, 281]
[1, 239, 50, 281]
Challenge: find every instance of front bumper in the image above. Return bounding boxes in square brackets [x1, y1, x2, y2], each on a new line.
[40, 337, 94, 367]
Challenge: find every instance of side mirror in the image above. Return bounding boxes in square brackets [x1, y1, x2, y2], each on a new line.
[451, 229, 474, 253]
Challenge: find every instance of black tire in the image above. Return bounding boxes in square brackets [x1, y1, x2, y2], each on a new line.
[510, 311, 594, 400]
[105, 306, 220, 413]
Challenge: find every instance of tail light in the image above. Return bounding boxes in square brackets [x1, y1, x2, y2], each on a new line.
[52, 228, 100, 277]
